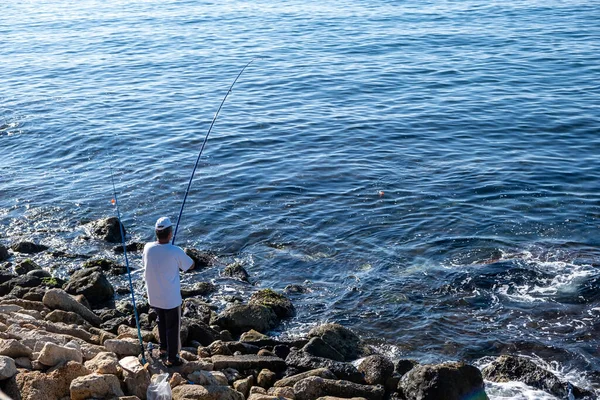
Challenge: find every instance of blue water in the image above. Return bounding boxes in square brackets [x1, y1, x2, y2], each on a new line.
[1, 0, 599, 396]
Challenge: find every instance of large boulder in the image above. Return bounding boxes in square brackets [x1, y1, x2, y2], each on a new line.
[0, 356, 17, 380]
[42, 288, 102, 326]
[172, 384, 244, 400]
[69, 373, 124, 400]
[285, 349, 364, 384]
[186, 320, 220, 347]
[249, 289, 296, 319]
[119, 356, 151, 399]
[222, 262, 250, 282]
[293, 376, 385, 400]
[88, 217, 126, 243]
[303, 337, 344, 361]
[64, 267, 114, 307]
[45, 309, 88, 326]
[214, 304, 278, 334]
[398, 362, 488, 400]
[357, 355, 395, 385]
[184, 248, 215, 270]
[15, 361, 91, 400]
[482, 355, 594, 399]
[37, 341, 83, 367]
[308, 324, 367, 362]
[10, 241, 48, 254]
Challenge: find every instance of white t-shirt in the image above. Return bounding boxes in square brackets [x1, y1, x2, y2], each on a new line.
[143, 242, 193, 310]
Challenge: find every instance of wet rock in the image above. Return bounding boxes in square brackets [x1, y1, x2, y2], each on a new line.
[172, 384, 244, 400]
[14, 259, 42, 275]
[0, 356, 17, 380]
[120, 356, 151, 399]
[102, 316, 129, 334]
[104, 338, 141, 357]
[181, 281, 218, 298]
[0, 245, 9, 262]
[398, 362, 488, 400]
[88, 216, 126, 243]
[274, 368, 337, 387]
[112, 241, 145, 253]
[357, 355, 394, 385]
[15, 361, 91, 400]
[0, 339, 33, 358]
[37, 341, 83, 367]
[303, 337, 344, 361]
[42, 288, 102, 326]
[274, 345, 291, 360]
[0, 275, 42, 296]
[0, 271, 15, 285]
[308, 323, 367, 362]
[83, 258, 131, 275]
[222, 261, 250, 282]
[64, 266, 114, 307]
[395, 359, 418, 376]
[285, 349, 364, 384]
[10, 241, 48, 254]
[182, 298, 214, 323]
[27, 269, 51, 279]
[284, 284, 310, 294]
[186, 320, 220, 346]
[214, 304, 278, 334]
[69, 373, 124, 400]
[249, 289, 296, 319]
[116, 299, 149, 316]
[85, 351, 120, 375]
[293, 376, 385, 400]
[184, 248, 215, 270]
[482, 355, 593, 399]
[221, 367, 242, 384]
[211, 354, 287, 373]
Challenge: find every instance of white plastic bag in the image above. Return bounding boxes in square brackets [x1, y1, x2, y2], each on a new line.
[147, 373, 172, 400]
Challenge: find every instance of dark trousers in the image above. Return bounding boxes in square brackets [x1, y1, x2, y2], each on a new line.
[154, 305, 181, 361]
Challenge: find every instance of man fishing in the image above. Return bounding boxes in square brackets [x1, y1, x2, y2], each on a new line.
[143, 216, 194, 367]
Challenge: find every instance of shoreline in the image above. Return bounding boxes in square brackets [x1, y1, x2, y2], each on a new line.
[0, 218, 597, 399]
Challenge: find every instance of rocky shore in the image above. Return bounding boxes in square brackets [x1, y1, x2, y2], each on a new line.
[0, 218, 595, 400]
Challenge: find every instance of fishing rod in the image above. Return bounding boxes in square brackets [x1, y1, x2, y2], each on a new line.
[171, 59, 255, 245]
[109, 165, 148, 366]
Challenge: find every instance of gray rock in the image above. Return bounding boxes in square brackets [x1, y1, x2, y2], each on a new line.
[181, 281, 218, 298]
[0, 356, 17, 380]
[303, 337, 344, 361]
[186, 320, 220, 346]
[274, 368, 337, 387]
[249, 289, 296, 319]
[45, 309, 88, 326]
[42, 288, 102, 326]
[69, 373, 124, 400]
[172, 384, 245, 400]
[214, 304, 278, 334]
[399, 362, 488, 400]
[182, 298, 214, 324]
[104, 338, 141, 357]
[37, 341, 83, 367]
[211, 354, 287, 373]
[285, 349, 364, 384]
[64, 267, 114, 307]
[308, 323, 367, 362]
[482, 355, 594, 399]
[293, 376, 385, 400]
[184, 248, 215, 270]
[10, 241, 48, 254]
[87, 217, 126, 243]
[357, 355, 394, 385]
[0, 338, 33, 358]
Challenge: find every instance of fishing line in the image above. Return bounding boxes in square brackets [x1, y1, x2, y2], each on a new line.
[109, 165, 147, 366]
[171, 59, 256, 245]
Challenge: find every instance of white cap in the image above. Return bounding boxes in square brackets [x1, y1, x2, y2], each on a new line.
[155, 217, 172, 230]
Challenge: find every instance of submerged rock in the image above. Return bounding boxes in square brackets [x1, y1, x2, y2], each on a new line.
[88, 217, 126, 243]
[14, 259, 42, 275]
[10, 241, 48, 254]
[222, 262, 250, 282]
[112, 241, 145, 253]
[0, 245, 10, 261]
[398, 362, 488, 400]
